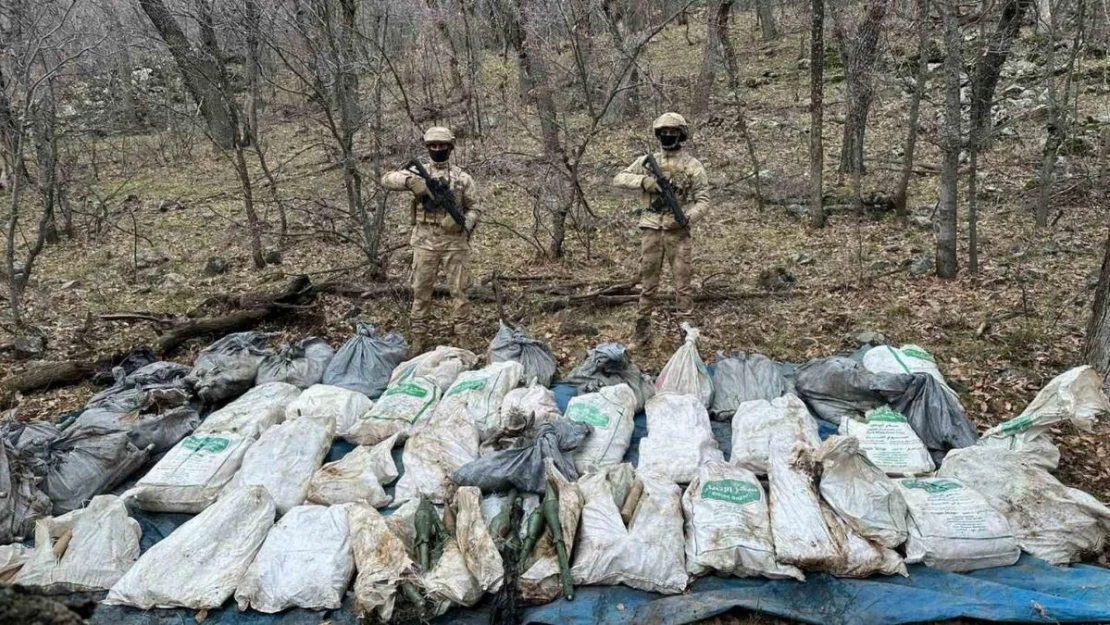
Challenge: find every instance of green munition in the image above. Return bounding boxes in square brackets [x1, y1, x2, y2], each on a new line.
[400, 581, 424, 608]
[488, 490, 519, 548]
[542, 480, 574, 600]
[415, 497, 447, 571]
[518, 507, 546, 562]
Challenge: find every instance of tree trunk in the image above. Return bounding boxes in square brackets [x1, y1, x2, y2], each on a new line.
[757, 0, 779, 40]
[969, 0, 1033, 150]
[138, 0, 237, 149]
[1034, 0, 1052, 33]
[336, 0, 369, 251]
[1085, 226, 1110, 374]
[834, 0, 891, 174]
[693, 1, 731, 115]
[809, 0, 826, 228]
[601, 0, 640, 117]
[244, 0, 264, 144]
[233, 143, 266, 269]
[894, 0, 929, 217]
[718, 0, 739, 92]
[936, 0, 961, 278]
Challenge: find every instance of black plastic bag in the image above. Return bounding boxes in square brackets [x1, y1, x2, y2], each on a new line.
[0, 423, 51, 544]
[452, 420, 590, 494]
[487, 322, 558, 387]
[42, 425, 150, 515]
[256, 337, 335, 388]
[881, 374, 977, 461]
[560, 343, 654, 411]
[710, 352, 793, 420]
[322, 324, 408, 399]
[186, 332, 272, 403]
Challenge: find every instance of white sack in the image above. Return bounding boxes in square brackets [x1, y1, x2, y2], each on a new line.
[124, 432, 254, 513]
[979, 366, 1110, 470]
[234, 504, 353, 613]
[839, 406, 935, 476]
[227, 415, 334, 515]
[389, 345, 478, 391]
[730, 394, 821, 474]
[437, 361, 524, 442]
[348, 503, 417, 621]
[423, 539, 483, 609]
[454, 486, 504, 594]
[0, 544, 32, 583]
[105, 486, 275, 609]
[639, 392, 724, 483]
[345, 375, 440, 446]
[393, 407, 480, 505]
[307, 434, 398, 508]
[938, 446, 1110, 564]
[196, 382, 301, 438]
[821, 503, 907, 578]
[570, 468, 687, 594]
[285, 383, 372, 438]
[863, 344, 951, 390]
[816, 436, 909, 549]
[16, 495, 140, 593]
[682, 462, 803, 581]
[520, 459, 584, 604]
[490, 382, 561, 447]
[897, 476, 1020, 572]
[655, 322, 713, 407]
[567, 383, 638, 475]
[767, 432, 843, 570]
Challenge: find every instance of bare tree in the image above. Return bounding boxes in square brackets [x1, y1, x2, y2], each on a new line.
[1085, 226, 1110, 374]
[810, 0, 827, 228]
[756, 0, 780, 40]
[693, 0, 736, 116]
[936, 0, 961, 278]
[893, 0, 930, 218]
[832, 0, 891, 174]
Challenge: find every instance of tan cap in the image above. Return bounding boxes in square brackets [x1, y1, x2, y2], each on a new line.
[652, 112, 689, 140]
[423, 126, 455, 144]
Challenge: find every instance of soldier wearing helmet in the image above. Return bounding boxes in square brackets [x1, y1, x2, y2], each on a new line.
[382, 126, 481, 354]
[612, 112, 710, 350]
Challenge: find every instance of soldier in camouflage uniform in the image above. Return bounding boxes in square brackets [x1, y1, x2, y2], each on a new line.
[612, 112, 710, 349]
[382, 127, 481, 354]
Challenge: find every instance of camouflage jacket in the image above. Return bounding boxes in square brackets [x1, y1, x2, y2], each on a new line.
[612, 150, 710, 230]
[382, 161, 481, 252]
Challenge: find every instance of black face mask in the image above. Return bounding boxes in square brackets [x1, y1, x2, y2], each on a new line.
[428, 147, 451, 163]
[658, 134, 681, 150]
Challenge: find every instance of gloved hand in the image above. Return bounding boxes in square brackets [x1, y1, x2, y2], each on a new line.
[641, 176, 661, 194]
[464, 211, 479, 235]
[408, 176, 428, 197]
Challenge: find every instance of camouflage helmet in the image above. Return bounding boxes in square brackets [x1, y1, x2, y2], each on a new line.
[423, 126, 455, 145]
[652, 112, 689, 141]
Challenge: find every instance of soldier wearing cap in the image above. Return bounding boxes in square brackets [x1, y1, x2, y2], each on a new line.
[382, 127, 481, 354]
[612, 112, 710, 350]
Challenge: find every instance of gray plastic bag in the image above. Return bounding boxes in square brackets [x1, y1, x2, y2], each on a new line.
[256, 338, 335, 389]
[186, 332, 272, 404]
[0, 423, 52, 544]
[710, 353, 794, 420]
[41, 425, 150, 515]
[452, 420, 590, 494]
[488, 322, 558, 387]
[881, 374, 976, 461]
[75, 393, 200, 455]
[561, 343, 655, 411]
[323, 324, 408, 399]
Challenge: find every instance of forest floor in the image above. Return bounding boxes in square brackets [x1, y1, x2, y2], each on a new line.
[2, 6, 1110, 604]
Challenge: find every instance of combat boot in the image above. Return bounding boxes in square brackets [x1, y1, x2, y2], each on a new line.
[630, 316, 652, 352]
[409, 328, 428, 357]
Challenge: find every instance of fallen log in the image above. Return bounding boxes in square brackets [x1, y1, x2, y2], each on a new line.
[542, 289, 793, 312]
[0, 360, 98, 406]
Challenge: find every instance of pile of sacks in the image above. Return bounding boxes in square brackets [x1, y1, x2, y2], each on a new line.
[2, 323, 1109, 621]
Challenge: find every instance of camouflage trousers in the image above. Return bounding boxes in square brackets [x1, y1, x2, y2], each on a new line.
[411, 247, 470, 334]
[638, 227, 692, 318]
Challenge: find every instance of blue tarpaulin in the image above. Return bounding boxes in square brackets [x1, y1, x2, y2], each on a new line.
[90, 380, 1110, 625]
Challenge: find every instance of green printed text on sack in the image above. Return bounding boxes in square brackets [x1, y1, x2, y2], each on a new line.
[999, 414, 1034, 435]
[901, 478, 961, 494]
[445, 378, 487, 397]
[867, 406, 907, 423]
[383, 382, 429, 400]
[901, 345, 935, 362]
[566, 403, 610, 428]
[183, 436, 231, 454]
[701, 479, 760, 505]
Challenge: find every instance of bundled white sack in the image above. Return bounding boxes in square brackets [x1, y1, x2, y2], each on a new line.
[234, 504, 353, 613]
[639, 392, 724, 483]
[227, 415, 335, 515]
[979, 366, 1110, 470]
[393, 407, 480, 504]
[345, 375, 440, 446]
[389, 345, 479, 391]
[767, 431, 843, 570]
[285, 383, 372, 438]
[307, 434, 398, 508]
[489, 382, 561, 448]
[821, 503, 907, 578]
[348, 503, 418, 621]
[938, 446, 1110, 564]
[520, 460, 585, 604]
[897, 476, 1020, 572]
[0, 545, 32, 583]
[839, 406, 935, 476]
[105, 486, 275, 609]
[423, 538, 483, 610]
[863, 344, 952, 392]
[436, 361, 524, 442]
[682, 462, 804, 581]
[571, 468, 687, 594]
[655, 322, 713, 407]
[731, 394, 821, 474]
[196, 382, 301, 438]
[567, 383, 638, 475]
[16, 495, 140, 593]
[124, 432, 254, 513]
[817, 436, 908, 548]
[454, 486, 504, 594]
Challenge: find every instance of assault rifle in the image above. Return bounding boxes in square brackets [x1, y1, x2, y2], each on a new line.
[643, 153, 688, 229]
[405, 159, 468, 232]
